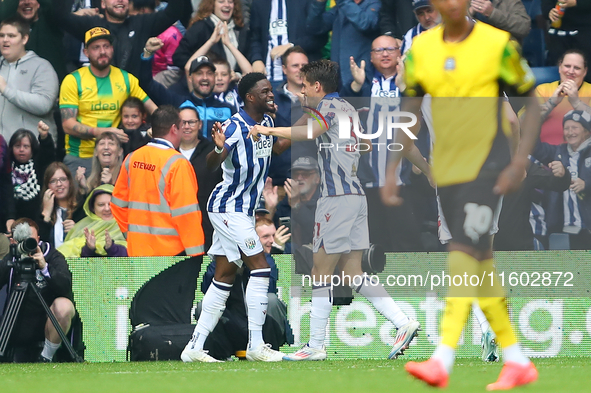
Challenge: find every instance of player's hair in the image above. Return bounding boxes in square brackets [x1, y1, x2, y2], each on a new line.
[121, 97, 147, 118]
[10, 218, 39, 234]
[0, 16, 30, 38]
[238, 72, 267, 102]
[255, 216, 274, 228]
[151, 105, 180, 138]
[300, 60, 340, 94]
[189, 0, 244, 28]
[87, 132, 123, 191]
[559, 49, 588, 69]
[9, 129, 39, 162]
[41, 162, 78, 225]
[281, 45, 307, 67]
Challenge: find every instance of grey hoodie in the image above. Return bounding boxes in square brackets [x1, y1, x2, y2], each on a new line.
[0, 51, 58, 144]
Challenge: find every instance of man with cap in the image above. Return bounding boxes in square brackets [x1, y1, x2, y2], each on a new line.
[59, 27, 157, 175]
[532, 109, 591, 249]
[401, 0, 442, 55]
[139, 37, 235, 139]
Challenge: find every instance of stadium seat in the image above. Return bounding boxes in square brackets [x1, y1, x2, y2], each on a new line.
[548, 233, 570, 250]
[531, 67, 560, 86]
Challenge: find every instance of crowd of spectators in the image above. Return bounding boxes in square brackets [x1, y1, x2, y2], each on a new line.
[0, 0, 589, 266]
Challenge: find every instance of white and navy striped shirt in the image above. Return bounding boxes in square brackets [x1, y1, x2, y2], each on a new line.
[208, 109, 274, 216]
[364, 70, 401, 188]
[316, 92, 365, 197]
[266, 0, 289, 82]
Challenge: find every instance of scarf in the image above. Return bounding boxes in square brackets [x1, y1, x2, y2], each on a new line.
[12, 159, 40, 201]
[210, 14, 239, 71]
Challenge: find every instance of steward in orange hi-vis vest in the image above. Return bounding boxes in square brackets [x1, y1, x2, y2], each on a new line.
[112, 139, 205, 257]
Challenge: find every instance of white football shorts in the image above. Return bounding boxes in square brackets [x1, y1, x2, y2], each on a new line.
[313, 195, 370, 254]
[208, 212, 263, 266]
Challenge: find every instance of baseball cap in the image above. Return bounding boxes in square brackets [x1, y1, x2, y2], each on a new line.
[563, 110, 591, 131]
[412, 0, 431, 11]
[189, 55, 216, 74]
[292, 156, 319, 172]
[85, 27, 113, 47]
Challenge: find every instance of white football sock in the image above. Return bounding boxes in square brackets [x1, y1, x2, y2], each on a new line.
[246, 268, 271, 350]
[309, 284, 333, 349]
[472, 301, 491, 334]
[355, 274, 409, 328]
[41, 339, 61, 360]
[503, 343, 530, 365]
[189, 279, 232, 351]
[432, 344, 455, 374]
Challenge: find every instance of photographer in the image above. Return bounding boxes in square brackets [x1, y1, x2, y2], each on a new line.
[0, 219, 74, 362]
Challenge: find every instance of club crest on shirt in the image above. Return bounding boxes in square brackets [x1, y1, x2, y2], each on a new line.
[444, 57, 456, 71]
[585, 157, 591, 168]
[245, 237, 257, 250]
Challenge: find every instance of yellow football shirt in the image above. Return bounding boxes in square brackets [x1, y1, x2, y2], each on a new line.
[404, 22, 535, 187]
[59, 65, 149, 158]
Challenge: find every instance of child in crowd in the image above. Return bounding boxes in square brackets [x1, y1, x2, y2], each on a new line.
[213, 59, 242, 113]
[8, 122, 56, 222]
[119, 97, 151, 157]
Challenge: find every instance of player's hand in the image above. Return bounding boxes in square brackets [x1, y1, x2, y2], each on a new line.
[249, 125, 273, 141]
[350, 57, 366, 86]
[101, 167, 113, 184]
[263, 178, 279, 210]
[549, 7, 561, 22]
[105, 229, 113, 250]
[84, 227, 96, 250]
[31, 246, 47, 270]
[274, 225, 291, 248]
[37, 120, 49, 139]
[549, 161, 566, 177]
[42, 189, 55, 218]
[145, 37, 164, 53]
[493, 160, 527, 195]
[570, 178, 585, 194]
[211, 122, 226, 149]
[63, 219, 75, 234]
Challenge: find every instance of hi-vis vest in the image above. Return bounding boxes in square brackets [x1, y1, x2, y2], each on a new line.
[112, 142, 205, 257]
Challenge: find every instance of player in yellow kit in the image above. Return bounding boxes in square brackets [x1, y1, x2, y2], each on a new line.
[382, 0, 541, 390]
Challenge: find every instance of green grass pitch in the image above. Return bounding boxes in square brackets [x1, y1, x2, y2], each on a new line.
[1, 358, 589, 393]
